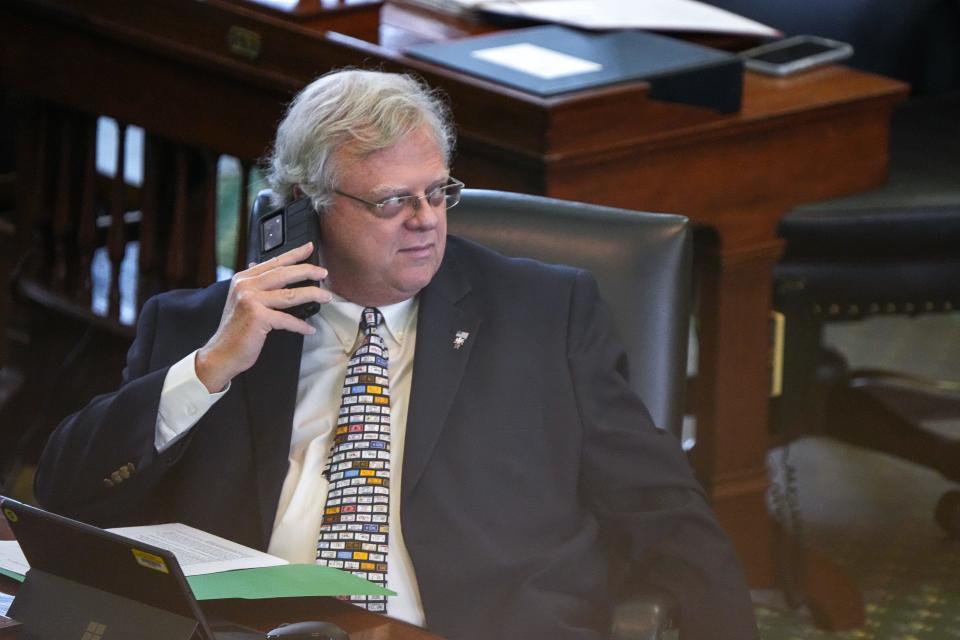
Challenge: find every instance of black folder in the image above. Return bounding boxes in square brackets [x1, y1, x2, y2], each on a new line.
[1, 497, 261, 640]
[406, 25, 743, 112]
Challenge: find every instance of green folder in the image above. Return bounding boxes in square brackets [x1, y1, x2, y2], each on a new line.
[1, 563, 394, 601]
[187, 563, 394, 600]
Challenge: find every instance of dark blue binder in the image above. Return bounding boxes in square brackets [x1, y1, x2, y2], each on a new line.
[406, 25, 743, 112]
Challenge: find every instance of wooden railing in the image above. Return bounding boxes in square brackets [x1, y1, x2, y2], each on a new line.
[11, 99, 258, 333]
[1, 0, 385, 334]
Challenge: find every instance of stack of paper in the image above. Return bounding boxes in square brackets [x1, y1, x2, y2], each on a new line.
[400, 0, 489, 17]
[0, 522, 391, 600]
[400, 0, 779, 37]
[478, 0, 778, 36]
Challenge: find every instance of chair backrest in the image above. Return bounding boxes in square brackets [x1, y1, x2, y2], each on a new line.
[450, 189, 692, 436]
[250, 189, 692, 435]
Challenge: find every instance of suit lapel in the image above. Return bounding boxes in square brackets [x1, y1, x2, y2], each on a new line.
[238, 328, 304, 546]
[403, 251, 481, 502]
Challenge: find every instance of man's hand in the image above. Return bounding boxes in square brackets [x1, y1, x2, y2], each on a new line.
[0, 516, 12, 540]
[196, 242, 330, 392]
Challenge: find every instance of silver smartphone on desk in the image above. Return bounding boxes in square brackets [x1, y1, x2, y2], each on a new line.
[740, 35, 853, 76]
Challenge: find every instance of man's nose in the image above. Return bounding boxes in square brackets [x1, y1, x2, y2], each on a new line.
[406, 198, 442, 228]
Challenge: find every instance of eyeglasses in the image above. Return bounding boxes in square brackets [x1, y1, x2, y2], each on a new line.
[333, 177, 465, 220]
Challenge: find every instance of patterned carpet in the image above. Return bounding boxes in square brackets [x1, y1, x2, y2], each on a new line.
[755, 315, 960, 639]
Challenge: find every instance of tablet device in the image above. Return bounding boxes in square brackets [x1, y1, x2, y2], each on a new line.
[1, 497, 262, 640]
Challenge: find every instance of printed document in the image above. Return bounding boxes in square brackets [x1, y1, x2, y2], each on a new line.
[476, 0, 779, 37]
[0, 523, 287, 577]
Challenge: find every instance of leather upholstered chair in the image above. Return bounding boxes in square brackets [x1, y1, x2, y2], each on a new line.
[773, 92, 960, 537]
[452, 189, 694, 640]
[450, 189, 692, 439]
[252, 188, 693, 640]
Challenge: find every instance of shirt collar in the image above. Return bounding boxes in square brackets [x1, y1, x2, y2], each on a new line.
[316, 294, 418, 352]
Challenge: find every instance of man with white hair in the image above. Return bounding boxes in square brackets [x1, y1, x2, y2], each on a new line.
[36, 69, 758, 640]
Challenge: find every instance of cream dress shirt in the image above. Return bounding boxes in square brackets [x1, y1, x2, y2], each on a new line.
[154, 296, 426, 626]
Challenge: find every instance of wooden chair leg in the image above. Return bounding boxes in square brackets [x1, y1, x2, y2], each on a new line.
[825, 382, 960, 484]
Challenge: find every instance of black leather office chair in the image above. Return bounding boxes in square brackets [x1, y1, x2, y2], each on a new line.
[252, 188, 692, 639]
[713, 0, 960, 539]
[450, 190, 692, 439]
[452, 190, 692, 640]
[773, 93, 960, 538]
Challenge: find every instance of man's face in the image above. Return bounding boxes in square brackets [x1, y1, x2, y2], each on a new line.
[319, 125, 449, 307]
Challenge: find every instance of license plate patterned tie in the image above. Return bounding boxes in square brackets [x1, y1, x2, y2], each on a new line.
[317, 307, 390, 612]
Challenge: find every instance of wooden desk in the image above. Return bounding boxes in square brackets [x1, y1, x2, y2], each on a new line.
[223, 0, 384, 44]
[0, 578, 444, 639]
[0, 0, 908, 629]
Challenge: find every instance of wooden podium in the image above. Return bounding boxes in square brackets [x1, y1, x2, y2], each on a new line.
[0, 0, 908, 629]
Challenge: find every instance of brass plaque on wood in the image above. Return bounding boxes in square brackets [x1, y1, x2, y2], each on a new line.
[227, 25, 261, 60]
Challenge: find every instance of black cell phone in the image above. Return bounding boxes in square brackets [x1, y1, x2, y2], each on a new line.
[253, 196, 324, 319]
[740, 35, 853, 76]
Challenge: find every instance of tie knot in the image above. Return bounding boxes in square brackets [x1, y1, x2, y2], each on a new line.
[360, 307, 383, 333]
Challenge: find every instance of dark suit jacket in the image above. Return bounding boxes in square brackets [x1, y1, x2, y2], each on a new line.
[35, 236, 757, 640]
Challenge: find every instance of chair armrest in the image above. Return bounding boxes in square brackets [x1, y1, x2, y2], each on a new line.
[609, 584, 678, 640]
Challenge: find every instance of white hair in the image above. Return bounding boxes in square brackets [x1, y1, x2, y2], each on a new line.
[267, 69, 456, 210]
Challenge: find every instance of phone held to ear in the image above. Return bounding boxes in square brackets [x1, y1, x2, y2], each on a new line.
[255, 196, 324, 319]
[739, 35, 853, 77]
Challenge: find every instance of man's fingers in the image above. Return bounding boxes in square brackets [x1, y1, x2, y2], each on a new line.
[264, 307, 319, 336]
[245, 241, 315, 276]
[261, 284, 332, 310]
[250, 262, 328, 291]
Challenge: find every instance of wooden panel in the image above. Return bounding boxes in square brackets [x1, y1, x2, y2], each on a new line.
[225, 0, 384, 43]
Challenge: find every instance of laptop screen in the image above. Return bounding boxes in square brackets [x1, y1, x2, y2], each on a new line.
[1, 497, 217, 639]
